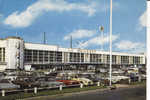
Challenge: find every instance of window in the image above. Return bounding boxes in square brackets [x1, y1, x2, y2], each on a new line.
[33, 50, 38, 62]
[0, 48, 2, 62]
[121, 56, 129, 64]
[24, 49, 32, 62]
[133, 57, 140, 64]
[112, 55, 116, 64]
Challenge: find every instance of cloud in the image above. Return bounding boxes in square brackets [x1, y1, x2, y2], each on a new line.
[138, 11, 146, 31]
[76, 34, 119, 49]
[112, 2, 120, 10]
[64, 29, 96, 40]
[115, 40, 145, 53]
[0, 14, 3, 17]
[0, 14, 4, 23]
[3, 0, 97, 28]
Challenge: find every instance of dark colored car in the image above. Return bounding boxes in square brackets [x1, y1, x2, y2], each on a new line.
[129, 73, 139, 82]
[56, 80, 80, 85]
[12, 77, 40, 88]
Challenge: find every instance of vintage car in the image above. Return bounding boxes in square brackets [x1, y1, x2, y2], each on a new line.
[12, 77, 40, 88]
[104, 75, 129, 84]
[78, 74, 101, 83]
[0, 79, 20, 90]
[72, 77, 93, 86]
[56, 79, 80, 86]
[36, 76, 66, 87]
[129, 73, 139, 82]
[39, 81, 65, 87]
[127, 67, 139, 74]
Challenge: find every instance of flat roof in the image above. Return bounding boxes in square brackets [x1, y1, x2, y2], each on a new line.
[5, 36, 23, 40]
[25, 42, 145, 57]
[1, 36, 145, 57]
[0, 36, 23, 40]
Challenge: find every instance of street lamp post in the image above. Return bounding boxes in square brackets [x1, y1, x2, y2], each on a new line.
[100, 26, 104, 51]
[147, 0, 150, 100]
[109, 0, 112, 86]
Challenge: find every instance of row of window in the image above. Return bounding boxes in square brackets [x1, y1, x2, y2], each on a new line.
[24, 50, 62, 63]
[69, 53, 84, 62]
[24, 49, 144, 64]
[0, 48, 5, 62]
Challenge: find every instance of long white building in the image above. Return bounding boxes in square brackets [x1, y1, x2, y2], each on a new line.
[0, 37, 146, 71]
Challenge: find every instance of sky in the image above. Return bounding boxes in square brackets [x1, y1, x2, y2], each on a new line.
[0, 0, 147, 53]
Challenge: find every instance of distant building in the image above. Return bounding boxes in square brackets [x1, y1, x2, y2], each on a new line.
[0, 37, 146, 71]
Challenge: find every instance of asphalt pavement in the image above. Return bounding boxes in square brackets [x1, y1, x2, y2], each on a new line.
[47, 86, 146, 100]
[24, 85, 146, 100]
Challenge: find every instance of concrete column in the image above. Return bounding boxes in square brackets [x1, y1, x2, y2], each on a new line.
[138, 75, 141, 82]
[80, 83, 83, 88]
[62, 52, 64, 63]
[84, 53, 86, 62]
[34, 87, 37, 94]
[59, 85, 62, 91]
[2, 90, 5, 96]
[97, 82, 100, 86]
[128, 78, 131, 84]
[67, 52, 69, 63]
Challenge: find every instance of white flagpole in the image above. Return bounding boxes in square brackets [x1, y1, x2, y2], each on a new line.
[109, 0, 112, 86]
[100, 26, 104, 51]
[147, 0, 150, 99]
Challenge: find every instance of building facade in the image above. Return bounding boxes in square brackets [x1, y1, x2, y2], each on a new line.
[0, 37, 146, 71]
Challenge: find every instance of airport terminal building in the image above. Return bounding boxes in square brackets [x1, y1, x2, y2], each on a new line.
[0, 37, 146, 71]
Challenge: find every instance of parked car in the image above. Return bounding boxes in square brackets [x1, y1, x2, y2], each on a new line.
[129, 73, 139, 82]
[104, 75, 129, 84]
[39, 81, 65, 87]
[0, 79, 20, 90]
[127, 67, 139, 74]
[56, 79, 80, 86]
[12, 77, 40, 88]
[72, 77, 93, 86]
[78, 74, 101, 83]
[4, 75, 17, 81]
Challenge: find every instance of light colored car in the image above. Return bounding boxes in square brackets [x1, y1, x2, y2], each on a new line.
[0, 79, 20, 89]
[104, 76, 129, 84]
[39, 81, 65, 87]
[72, 77, 93, 86]
[127, 67, 139, 74]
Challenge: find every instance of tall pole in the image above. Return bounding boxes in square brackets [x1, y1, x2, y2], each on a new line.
[147, 0, 150, 100]
[70, 35, 72, 48]
[16, 32, 18, 37]
[100, 26, 104, 51]
[109, 0, 112, 86]
[43, 32, 46, 44]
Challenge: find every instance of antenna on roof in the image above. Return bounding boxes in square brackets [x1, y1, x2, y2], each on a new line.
[70, 35, 72, 48]
[16, 32, 18, 37]
[43, 32, 46, 44]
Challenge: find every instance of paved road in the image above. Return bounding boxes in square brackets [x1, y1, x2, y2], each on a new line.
[47, 86, 146, 100]
[25, 85, 146, 100]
